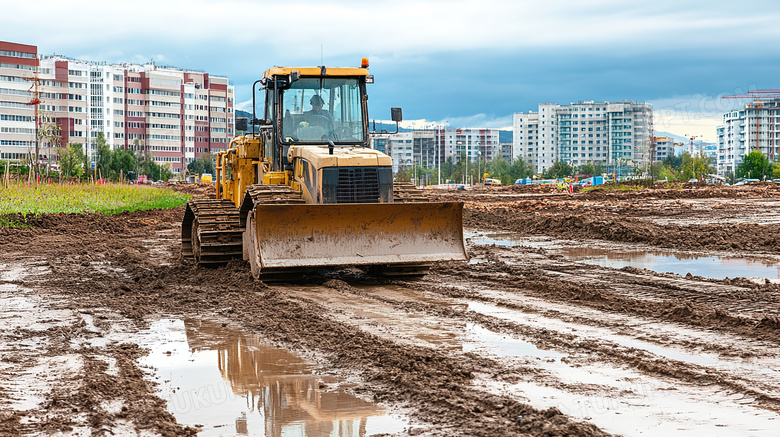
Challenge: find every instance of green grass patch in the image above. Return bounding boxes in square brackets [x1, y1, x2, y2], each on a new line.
[0, 216, 30, 228]
[0, 183, 190, 216]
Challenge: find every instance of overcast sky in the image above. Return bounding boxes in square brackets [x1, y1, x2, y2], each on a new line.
[4, 0, 780, 142]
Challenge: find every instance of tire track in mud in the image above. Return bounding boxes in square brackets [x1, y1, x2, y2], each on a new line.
[307, 277, 780, 410]
[25, 256, 610, 436]
[449, 245, 780, 345]
[513, 248, 780, 319]
[0, 259, 199, 436]
[283, 277, 780, 435]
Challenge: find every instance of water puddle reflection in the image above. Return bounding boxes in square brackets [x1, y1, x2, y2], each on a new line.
[140, 319, 408, 436]
[466, 231, 780, 280]
[463, 323, 565, 360]
[558, 247, 780, 280]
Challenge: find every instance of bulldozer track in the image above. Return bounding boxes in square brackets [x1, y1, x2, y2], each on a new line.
[239, 184, 305, 228]
[182, 199, 244, 265]
[183, 184, 447, 277]
[183, 185, 305, 267]
[393, 182, 428, 202]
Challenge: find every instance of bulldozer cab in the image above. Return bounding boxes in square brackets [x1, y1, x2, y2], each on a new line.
[254, 67, 372, 171]
[279, 77, 366, 144]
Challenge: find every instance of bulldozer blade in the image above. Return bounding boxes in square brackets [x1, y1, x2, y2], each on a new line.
[249, 202, 467, 270]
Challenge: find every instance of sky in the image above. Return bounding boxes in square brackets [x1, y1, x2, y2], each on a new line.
[4, 0, 780, 142]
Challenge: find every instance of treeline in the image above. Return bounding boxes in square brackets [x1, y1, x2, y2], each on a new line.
[396, 150, 779, 185]
[395, 155, 611, 185]
[0, 134, 174, 182]
[56, 134, 174, 182]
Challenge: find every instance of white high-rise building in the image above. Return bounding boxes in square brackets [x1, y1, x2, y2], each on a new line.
[439, 128, 500, 164]
[371, 132, 414, 173]
[371, 128, 500, 173]
[717, 99, 780, 176]
[513, 101, 653, 174]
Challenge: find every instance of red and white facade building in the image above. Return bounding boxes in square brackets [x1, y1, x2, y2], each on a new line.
[0, 41, 234, 174]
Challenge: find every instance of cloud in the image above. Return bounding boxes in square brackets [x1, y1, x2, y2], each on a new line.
[7, 0, 780, 62]
[5, 1, 780, 143]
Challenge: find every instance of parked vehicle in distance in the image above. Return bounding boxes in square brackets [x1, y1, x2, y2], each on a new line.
[484, 178, 502, 186]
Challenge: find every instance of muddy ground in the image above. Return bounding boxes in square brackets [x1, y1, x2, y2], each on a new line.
[2, 183, 780, 436]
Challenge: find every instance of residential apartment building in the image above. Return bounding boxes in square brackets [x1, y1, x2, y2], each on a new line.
[438, 128, 500, 164]
[653, 136, 674, 161]
[371, 128, 500, 173]
[500, 142, 513, 163]
[513, 101, 653, 174]
[371, 132, 414, 173]
[0, 41, 234, 175]
[0, 41, 43, 161]
[717, 99, 780, 175]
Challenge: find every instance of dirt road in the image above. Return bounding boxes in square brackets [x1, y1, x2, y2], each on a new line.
[2, 184, 780, 436]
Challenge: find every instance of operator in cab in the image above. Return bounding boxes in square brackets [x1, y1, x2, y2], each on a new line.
[303, 95, 332, 127]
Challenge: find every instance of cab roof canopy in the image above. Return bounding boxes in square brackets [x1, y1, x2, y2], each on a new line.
[263, 66, 370, 79]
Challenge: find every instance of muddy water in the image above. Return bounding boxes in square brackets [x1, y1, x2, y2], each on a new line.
[0, 261, 81, 413]
[138, 318, 408, 437]
[466, 231, 780, 279]
[559, 247, 780, 280]
[288, 284, 780, 436]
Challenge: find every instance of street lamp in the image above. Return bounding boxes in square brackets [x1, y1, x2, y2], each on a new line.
[478, 150, 482, 186]
[465, 143, 468, 185]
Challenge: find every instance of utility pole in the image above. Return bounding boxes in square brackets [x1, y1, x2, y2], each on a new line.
[23, 63, 42, 178]
[437, 125, 442, 186]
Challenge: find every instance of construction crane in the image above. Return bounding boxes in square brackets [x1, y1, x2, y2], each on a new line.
[683, 134, 700, 155]
[721, 89, 780, 100]
[722, 89, 780, 158]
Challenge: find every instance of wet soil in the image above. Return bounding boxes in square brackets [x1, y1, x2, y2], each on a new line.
[2, 183, 780, 436]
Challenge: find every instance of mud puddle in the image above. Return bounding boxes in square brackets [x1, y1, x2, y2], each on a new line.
[295, 286, 566, 361]
[0, 262, 84, 414]
[467, 301, 780, 379]
[466, 231, 780, 280]
[559, 247, 780, 280]
[291, 283, 780, 436]
[136, 318, 409, 437]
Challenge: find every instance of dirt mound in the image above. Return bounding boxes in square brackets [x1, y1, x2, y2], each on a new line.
[167, 183, 215, 197]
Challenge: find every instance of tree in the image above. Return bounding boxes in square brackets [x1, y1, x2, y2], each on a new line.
[661, 154, 683, 171]
[656, 165, 674, 182]
[544, 161, 573, 179]
[577, 162, 605, 177]
[681, 151, 715, 181]
[395, 167, 412, 182]
[736, 150, 771, 180]
[109, 148, 137, 180]
[510, 157, 534, 181]
[160, 163, 174, 182]
[485, 157, 511, 184]
[138, 154, 162, 181]
[187, 155, 215, 176]
[58, 143, 86, 178]
[95, 133, 112, 180]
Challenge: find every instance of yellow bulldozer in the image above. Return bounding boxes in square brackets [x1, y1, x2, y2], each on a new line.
[182, 59, 467, 278]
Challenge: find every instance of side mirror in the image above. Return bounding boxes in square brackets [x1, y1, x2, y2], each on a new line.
[391, 107, 403, 122]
